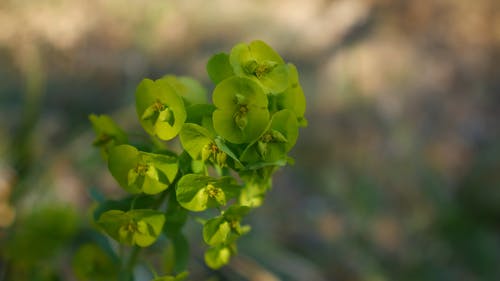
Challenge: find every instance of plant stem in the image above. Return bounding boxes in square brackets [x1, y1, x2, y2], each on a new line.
[122, 246, 141, 280]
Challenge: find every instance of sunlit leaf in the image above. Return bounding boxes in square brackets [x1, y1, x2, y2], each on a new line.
[204, 245, 232, 269]
[179, 123, 213, 160]
[203, 217, 231, 246]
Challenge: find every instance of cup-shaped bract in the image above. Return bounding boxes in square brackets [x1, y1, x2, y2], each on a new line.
[136, 78, 187, 140]
[97, 209, 165, 247]
[176, 174, 240, 212]
[179, 123, 214, 160]
[108, 145, 178, 195]
[89, 114, 128, 158]
[212, 76, 269, 144]
[204, 245, 232, 269]
[241, 109, 298, 164]
[230, 40, 288, 94]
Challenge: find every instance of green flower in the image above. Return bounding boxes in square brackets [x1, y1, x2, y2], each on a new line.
[108, 145, 178, 195]
[230, 40, 289, 94]
[241, 109, 298, 164]
[176, 174, 240, 212]
[135, 78, 187, 140]
[97, 209, 165, 247]
[212, 76, 269, 144]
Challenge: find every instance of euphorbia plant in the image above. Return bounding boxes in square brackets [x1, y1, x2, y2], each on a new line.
[87, 40, 307, 280]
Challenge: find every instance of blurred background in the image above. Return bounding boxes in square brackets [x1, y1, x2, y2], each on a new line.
[1, 0, 500, 280]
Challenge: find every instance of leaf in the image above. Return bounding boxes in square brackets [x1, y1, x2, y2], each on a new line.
[89, 114, 128, 144]
[179, 123, 213, 160]
[176, 174, 212, 212]
[96, 210, 129, 243]
[204, 245, 232, 269]
[212, 77, 269, 144]
[203, 217, 231, 246]
[214, 137, 243, 168]
[163, 75, 208, 105]
[276, 63, 307, 126]
[108, 145, 142, 194]
[143, 152, 179, 184]
[223, 205, 251, 221]
[135, 78, 186, 140]
[93, 195, 156, 221]
[89, 114, 128, 158]
[185, 103, 216, 125]
[207, 53, 235, 84]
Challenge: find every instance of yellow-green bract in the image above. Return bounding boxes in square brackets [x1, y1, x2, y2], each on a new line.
[135, 78, 187, 140]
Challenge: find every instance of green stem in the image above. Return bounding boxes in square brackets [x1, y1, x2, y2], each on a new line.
[123, 246, 141, 280]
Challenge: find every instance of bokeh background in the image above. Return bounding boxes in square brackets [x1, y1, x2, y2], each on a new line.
[1, 0, 500, 280]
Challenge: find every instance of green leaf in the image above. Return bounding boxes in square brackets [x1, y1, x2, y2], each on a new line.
[163, 75, 208, 105]
[175, 174, 212, 212]
[223, 205, 251, 221]
[203, 217, 231, 246]
[207, 53, 235, 84]
[204, 245, 232, 269]
[176, 174, 240, 212]
[108, 145, 142, 194]
[229, 40, 288, 94]
[135, 78, 187, 140]
[93, 195, 156, 221]
[185, 103, 216, 125]
[89, 114, 128, 158]
[97, 209, 165, 247]
[179, 123, 213, 160]
[212, 76, 269, 144]
[277, 63, 307, 126]
[214, 137, 243, 168]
